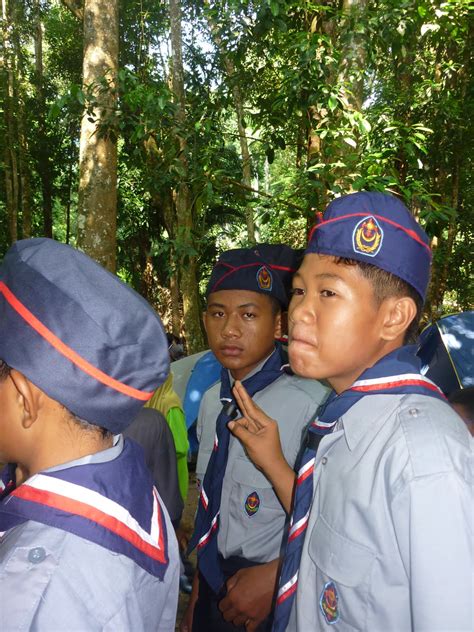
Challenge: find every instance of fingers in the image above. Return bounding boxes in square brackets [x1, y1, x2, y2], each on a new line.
[233, 381, 270, 430]
[228, 418, 254, 445]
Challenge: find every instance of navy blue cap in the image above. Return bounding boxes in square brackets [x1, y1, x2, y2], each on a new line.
[0, 238, 169, 433]
[206, 244, 299, 308]
[306, 191, 432, 300]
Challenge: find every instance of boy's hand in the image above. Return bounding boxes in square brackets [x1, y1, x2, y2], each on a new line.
[229, 380, 284, 474]
[218, 559, 279, 630]
[229, 381, 296, 514]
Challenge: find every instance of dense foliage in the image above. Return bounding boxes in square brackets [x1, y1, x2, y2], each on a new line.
[1, 0, 472, 348]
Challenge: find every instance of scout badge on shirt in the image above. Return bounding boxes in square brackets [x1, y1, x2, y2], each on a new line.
[320, 581, 340, 624]
[256, 265, 273, 291]
[352, 215, 383, 257]
[244, 491, 260, 517]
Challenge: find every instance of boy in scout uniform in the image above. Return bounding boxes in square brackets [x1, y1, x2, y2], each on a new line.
[0, 239, 179, 631]
[230, 192, 472, 631]
[183, 245, 328, 632]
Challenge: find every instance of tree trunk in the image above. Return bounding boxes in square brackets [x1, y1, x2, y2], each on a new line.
[76, 0, 118, 272]
[2, 0, 18, 243]
[169, 0, 205, 353]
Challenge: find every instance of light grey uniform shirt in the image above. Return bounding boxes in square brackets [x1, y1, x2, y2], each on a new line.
[196, 363, 329, 563]
[0, 437, 180, 632]
[291, 394, 473, 632]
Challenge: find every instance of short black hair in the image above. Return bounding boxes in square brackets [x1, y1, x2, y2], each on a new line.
[0, 359, 10, 382]
[335, 258, 423, 344]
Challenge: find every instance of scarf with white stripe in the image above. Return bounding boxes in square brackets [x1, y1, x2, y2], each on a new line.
[0, 438, 170, 580]
[272, 346, 445, 631]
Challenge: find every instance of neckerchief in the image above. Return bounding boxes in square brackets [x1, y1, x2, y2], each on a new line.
[273, 346, 446, 631]
[0, 438, 170, 580]
[189, 345, 286, 595]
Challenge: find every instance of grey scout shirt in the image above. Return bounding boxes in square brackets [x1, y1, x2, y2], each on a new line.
[0, 435, 180, 632]
[196, 361, 329, 563]
[291, 393, 473, 632]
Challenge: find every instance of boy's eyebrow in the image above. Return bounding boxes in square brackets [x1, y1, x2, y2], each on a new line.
[207, 301, 261, 309]
[293, 271, 343, 282]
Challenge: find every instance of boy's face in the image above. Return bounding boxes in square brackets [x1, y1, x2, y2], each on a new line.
[288, 254, 388, 393]
[203, 289, 281, 381]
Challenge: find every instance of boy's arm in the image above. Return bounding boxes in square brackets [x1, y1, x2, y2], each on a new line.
[229, 381, 296, 514]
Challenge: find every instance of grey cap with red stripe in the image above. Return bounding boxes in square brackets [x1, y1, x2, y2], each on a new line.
[206, 244, 300, 308]
[306, 191, 432, 300]
[0, 238, 169, 432]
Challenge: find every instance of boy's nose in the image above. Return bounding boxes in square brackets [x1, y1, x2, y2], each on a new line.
[222, 315, 241, 338]
[289, 296, 315, 326]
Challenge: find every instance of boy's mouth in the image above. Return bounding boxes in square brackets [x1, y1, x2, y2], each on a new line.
[220, 345, 244, 357]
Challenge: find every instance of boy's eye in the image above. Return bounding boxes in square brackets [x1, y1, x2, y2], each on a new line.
[290, 287, 305, 296]
[243, 312, 256, 319]
[211, 310, 224, 318]
[321, 289, 336, 298]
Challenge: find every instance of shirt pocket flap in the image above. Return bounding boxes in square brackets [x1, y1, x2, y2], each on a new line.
[231, 458, 273, 489]
[309, 515, 376, 587]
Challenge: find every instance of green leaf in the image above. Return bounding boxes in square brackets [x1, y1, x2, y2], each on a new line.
[344, 137, 357, 148]
[328, 95, 338, 112]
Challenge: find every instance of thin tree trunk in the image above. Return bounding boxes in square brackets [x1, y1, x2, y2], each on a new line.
[169, 0, 205, 353]
[76, 0, 118, 271]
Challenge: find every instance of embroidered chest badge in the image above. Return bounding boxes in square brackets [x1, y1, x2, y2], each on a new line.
[256, 266, 273, 291]
[352, 215, 383, 257]
[320, 581, 340, 625]
[244, 491, 260, 517]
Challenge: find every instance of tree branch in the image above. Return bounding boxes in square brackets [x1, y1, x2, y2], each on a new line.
[222, 177, 306, 213]
[61, 0, 83, 21]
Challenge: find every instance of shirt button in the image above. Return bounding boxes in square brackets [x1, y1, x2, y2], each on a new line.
[28, 547, 46, 564]
[409, 408, 419, 417]
[321, 457, 328, 465]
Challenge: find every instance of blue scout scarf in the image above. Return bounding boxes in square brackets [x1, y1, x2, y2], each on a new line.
[0, 438, 170, 580]
[189, 346, 286, 595]
[272, 346, 446, 632]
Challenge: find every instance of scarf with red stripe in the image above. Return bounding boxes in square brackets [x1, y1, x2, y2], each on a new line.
[272, 346, 445, 631]
[0, 438, 170, 580]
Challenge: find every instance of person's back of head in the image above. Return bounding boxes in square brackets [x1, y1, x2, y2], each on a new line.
[0, 238, 169, 476]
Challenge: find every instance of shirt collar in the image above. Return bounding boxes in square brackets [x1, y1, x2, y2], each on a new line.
[43, 434, 124, 473]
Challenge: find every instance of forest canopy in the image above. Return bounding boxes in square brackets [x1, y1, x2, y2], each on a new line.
[1, 0, 472, 352]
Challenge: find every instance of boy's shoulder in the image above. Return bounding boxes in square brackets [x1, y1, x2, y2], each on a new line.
[396, 393, 472, 479]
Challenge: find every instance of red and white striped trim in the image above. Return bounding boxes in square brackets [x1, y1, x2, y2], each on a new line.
[197, 512, 219, 550]
[213, 434, 219, 451]
[311, 419, 337, 430]
[276, 571, 299, 605]
[13, 474, 166, 563]
[297, 457, 315, 486]
[200, 487, 209, 511]
[288, 510, 310, 542]
[351, 373, 444, 395]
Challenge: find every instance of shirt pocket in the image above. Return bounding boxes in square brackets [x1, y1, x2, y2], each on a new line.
[308, 515, 376, 631]
[229, 457, 285, 525]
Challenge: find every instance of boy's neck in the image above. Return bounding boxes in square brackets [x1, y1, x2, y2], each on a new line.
[229, 346, 277, 382]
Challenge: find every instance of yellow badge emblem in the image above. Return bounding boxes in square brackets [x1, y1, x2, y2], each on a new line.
[256, 266, 273, 291]
[352, 215, 383, 257]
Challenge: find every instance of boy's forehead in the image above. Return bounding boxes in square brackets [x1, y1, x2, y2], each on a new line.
[206, 289, 274, 309]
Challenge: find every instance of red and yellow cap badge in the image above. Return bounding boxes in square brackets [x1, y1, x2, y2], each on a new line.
[352, 215, 383, 257]
[245, 491, 260, 517]
[256, 265, 273, 291]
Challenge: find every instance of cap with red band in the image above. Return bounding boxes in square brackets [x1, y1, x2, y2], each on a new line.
[0, 238, 169, 432]
[306, 191, 432, 300]
[207, 244, 300, 308]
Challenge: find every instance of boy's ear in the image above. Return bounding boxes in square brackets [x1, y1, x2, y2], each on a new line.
[380, 296, 417, 342]
[8, 369, 41, 429]
[273, 310, 283, 340]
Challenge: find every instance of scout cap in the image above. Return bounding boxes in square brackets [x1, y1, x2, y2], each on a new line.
[0, 238, 169, 432]
[306, 191, 432, 300]
[206, 244, 299, 308]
